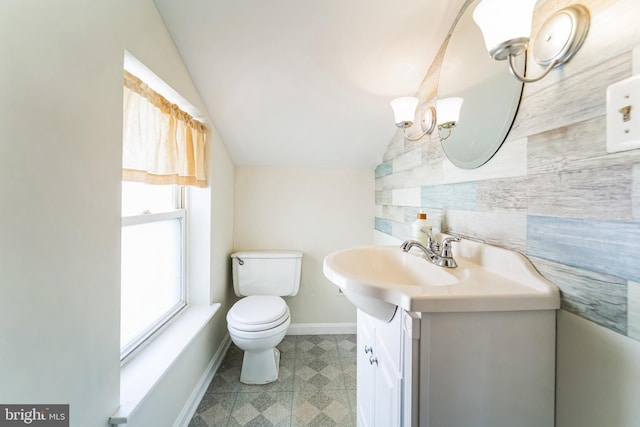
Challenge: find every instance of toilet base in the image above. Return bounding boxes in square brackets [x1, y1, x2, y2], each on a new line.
[240, 347, 281, 385]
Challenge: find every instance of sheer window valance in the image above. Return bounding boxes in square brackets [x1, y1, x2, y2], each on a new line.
[123, 71, 207, 188]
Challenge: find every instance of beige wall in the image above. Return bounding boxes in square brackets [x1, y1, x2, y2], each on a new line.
[234, 166, 374, 325]
[0, 1, 235, 426]
[556, 311, 640, 426]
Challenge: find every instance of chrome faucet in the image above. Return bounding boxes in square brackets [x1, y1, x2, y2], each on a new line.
[401, 235, 460, 268]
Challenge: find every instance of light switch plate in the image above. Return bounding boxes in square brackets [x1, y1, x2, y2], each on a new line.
[606, 74, 640, 153]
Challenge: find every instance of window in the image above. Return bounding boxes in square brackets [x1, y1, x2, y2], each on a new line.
[120, 66, 206, 362]
[120, 182, 187, 360]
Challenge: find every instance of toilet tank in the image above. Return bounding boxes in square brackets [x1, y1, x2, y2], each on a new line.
[231, 251, 303, 297]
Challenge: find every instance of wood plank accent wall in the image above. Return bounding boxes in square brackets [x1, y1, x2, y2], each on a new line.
[374, 0, 640, 340]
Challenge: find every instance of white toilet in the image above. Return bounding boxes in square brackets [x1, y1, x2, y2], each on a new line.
[227, 250, 303, 384]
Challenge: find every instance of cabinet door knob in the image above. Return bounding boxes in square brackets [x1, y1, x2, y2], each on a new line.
[369, 355, 378, 366]
[364, 345, 373, 354]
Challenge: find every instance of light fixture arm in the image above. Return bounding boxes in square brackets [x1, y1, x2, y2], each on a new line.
[439, 127, 452, 141]
[403, 128, 429, 142]
[397, 105, 436, 142]
[507, 54, 557, 84]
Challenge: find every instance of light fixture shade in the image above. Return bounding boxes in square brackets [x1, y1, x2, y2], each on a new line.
[473, 0, 537, 56]
[437, 97, 464, 127]
[391, 97, 419, 128]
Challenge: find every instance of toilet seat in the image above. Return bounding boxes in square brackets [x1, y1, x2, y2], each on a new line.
[227, 295, 290, 332]
[228, 316, 290, 341]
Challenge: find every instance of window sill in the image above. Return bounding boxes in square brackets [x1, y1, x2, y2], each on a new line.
[109, 304, 220, 425]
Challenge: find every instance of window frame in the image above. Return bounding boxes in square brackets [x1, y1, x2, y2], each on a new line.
[120, 185, 189, 363]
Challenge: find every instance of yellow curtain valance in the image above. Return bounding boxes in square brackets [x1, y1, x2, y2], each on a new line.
[122, 70, 207, 188]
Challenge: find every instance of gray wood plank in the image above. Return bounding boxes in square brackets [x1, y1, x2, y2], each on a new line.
[530, 256, 627, 335]
[527, 215, 640, 282]
[526, 164, 634, 221]
[477, 177, 529, 213]
[510, 53, 631, 140]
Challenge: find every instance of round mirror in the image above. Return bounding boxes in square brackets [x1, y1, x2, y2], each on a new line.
[437, 0, 525, 169]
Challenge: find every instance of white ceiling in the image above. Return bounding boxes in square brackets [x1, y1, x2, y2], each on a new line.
[153, 0, 465, 169]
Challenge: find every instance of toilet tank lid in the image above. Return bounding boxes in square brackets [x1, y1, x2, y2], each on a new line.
[231, 250, 303, 259]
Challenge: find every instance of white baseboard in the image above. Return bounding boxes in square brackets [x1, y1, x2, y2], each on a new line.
[173, 333, 232, 427]
[287, 322, 356, 335]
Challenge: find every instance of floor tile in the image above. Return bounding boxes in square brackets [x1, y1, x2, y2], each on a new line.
[278, 335, 297, 359]
[346, 387, 357, 424]
[187, 414, 208, 427]
[295, 335, 339, 359]
[338, 357, 357, 390]
[294, 357, 346, 391]
[292, 389, 354, 427]
[190, 335, 356, 426]
[228, 391, 293, 427]
[197, 392, 236, 426]
[335, 335, 357, 357]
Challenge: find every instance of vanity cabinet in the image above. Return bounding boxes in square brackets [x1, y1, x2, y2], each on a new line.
[357, 307, 556, 427]
[326, 239, 559, 426]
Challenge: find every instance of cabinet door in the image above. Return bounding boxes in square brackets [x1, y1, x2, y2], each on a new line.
[357, 309, 404, 427]
[373, 348, 402, 427]
[373, 311, 402, 427]
[357, 310, 375, 427]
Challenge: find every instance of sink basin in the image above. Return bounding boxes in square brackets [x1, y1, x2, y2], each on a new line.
[323, 246, 463, 320]
[323, 239, 560, 321]
[328, 245, 461, 287]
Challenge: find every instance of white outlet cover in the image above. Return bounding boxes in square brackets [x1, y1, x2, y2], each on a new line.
[606, 74, 640, 153]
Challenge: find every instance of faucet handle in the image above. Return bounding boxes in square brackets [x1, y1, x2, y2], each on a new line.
[441, 235, 460, 245]
[430, 237, 440, 253]
[440, 235, 460, 257]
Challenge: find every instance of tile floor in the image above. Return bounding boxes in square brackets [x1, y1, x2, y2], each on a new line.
[188, 334, 357, 427]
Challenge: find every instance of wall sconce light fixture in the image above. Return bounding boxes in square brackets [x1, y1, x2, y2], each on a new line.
[473, 0, 590, 83]
[436, 97, 464, 141]
[390, 97, 436, 142]
[391, 97, 464, 142]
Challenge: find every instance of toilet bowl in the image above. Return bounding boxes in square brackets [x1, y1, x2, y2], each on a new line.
[228, 250, 302, 385]
[226, 295, 291, 384]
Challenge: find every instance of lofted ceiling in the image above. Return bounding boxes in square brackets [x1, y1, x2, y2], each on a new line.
[153, 0, 466, 169]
